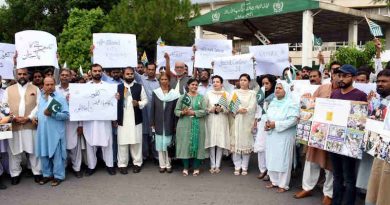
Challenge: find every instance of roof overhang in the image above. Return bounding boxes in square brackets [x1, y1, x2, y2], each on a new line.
[189, 0, 390, 43]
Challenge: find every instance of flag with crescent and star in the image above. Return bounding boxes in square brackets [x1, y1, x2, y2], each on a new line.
[256, 86, 265, 105]
[182, 94, 192, 107]
[47, 98, 62, 114]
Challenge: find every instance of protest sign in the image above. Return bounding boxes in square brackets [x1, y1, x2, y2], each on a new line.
[194, 39, 232, 68]
[249, 43, 289, 76]
[93, 33, 137, 68]
[156, 45, 193, 75]
[15, 30, 58, 69]
[0, 43, 15, 79]
[308, 98, 368, 159]
[69, 83, 118, 121]
[213, 54, 254, 80]
[354, 82, 376, 95]
[296, 96, 315, 144]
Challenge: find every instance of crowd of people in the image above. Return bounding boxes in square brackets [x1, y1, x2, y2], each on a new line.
[0, 39, 389, 205]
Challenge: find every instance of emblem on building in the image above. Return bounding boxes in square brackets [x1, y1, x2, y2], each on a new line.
[273, 1, 284, 13]
[212, 12, 221, 22]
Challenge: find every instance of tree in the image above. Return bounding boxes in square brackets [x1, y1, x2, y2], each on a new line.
[0, 0, 69, 43]
[331, 40, 385, 69]
[67, 0, 120, 13]
[58, 8, 106, 71]
[103, 0, 200, 61]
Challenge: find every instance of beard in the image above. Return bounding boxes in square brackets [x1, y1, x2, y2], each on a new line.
[18, 78, 28, 86]
[338, 81, 352, 89]
[377, 87, 390, 98]
[92, 74, 101, 81]
[124, 77, 134, 84]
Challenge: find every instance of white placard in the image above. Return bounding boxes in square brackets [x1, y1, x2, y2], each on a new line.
[69, 83, 118, 121]
[15, 30, 58, 69]
[353, 82, 376, 95]
[292, 80, 319, 96]
[213, 54, 254, 80]
[93, 33, 137, 68]
[0, 43, 15, 79]
[194, 39, 232, 68]
[156, 45, 194, 75]
[313, 98, 351, 127]
[249, 43, 289, 76]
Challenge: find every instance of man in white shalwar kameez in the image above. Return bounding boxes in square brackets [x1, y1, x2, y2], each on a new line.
[56, 69, 84, 178]
[117, 67, 147, 174]
[82, 64, 116, 176]
[3, 68, 42, 185]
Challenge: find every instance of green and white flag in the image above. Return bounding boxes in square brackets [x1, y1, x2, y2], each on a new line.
[365, 16, 383, 37]
[182, 94, 192, 107]
[256, 86, 265, 105]
[47, 98, 62, 114]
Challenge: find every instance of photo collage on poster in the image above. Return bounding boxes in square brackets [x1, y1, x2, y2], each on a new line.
[298, 98, 368, 159]
[362, 97, 390, 162]
[296, 96, 315, 145]
[0, 103, 12, 140]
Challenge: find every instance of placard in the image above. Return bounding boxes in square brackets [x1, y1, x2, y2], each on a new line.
[213, 54, 254, 80]
[93, 33, 137, 68]
[0, 103, 12, 140]
[249, 43, 289, 76]
[69, 83, 118, 121]
[194, 39, 232, 68]
[0, 43, 15, 79]
[156, 45, 193, 75]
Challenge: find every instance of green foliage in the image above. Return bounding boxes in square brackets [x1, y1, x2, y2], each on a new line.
[58, 8, 105, 71]
[103, 0, 200, 61]
[331, 40, 385, 69]
[67, 0, 120, 13]
[0, 0, 69, 43]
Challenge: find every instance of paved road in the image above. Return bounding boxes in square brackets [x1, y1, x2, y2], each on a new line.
[0, 158, 364, 205]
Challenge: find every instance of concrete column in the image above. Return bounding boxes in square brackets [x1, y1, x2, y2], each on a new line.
[386, 28, 390, 49]
[348, 20, 358, 46]
[195, 26, 203, 39]
[302, 10, 313, 67]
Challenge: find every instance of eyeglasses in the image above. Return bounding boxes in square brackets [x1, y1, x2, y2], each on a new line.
[338, 73, 353, 78]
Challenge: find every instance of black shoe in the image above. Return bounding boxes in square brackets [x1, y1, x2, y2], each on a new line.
[39, 177, 52, 185]
[0, 178, 6, 190]
[34, 175, 42, 183]
[73, 171, 83, 178]
[51, 178, 62, 187]
[85, 168, 95, 177]
[11, 176, 21, 185]
[107, 167, 116, 175]
[119, 167, 128, 175]
[133, 165, 141, 173]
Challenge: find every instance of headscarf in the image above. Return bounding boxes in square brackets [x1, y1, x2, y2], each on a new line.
[266, 80, 299, 122]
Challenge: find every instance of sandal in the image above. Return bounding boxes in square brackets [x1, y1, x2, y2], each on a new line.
[193, 169, 200, 176]
[214, 168, 221, 174]
[234, 169, 240, 176]
[182, 169, 189, 176]
[209, 168, 215, 174]
[265, 183, 278, 189]
[241, 169, 248, 176]
[276, 188, 288, 193]
[39, 177, 52, 185]
[51, 178, 62, 187]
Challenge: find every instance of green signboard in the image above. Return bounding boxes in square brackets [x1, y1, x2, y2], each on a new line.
[189, 0, 320, 27]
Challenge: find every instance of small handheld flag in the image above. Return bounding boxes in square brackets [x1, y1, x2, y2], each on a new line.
[217, 92, 229, 109]
[229, 92, 241, 114]
[156, 37, 165, 46]
[256, 86, 265, 105]
[365, 16, 383, 37]
[79, 65, 84, 76]
[141, 51, 149, 66]
[182, 94, 192, 107]
[47, 98, 62, 114]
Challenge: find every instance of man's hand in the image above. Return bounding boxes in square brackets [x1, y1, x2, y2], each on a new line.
[18, 117, 30, 124]
[44, 109, 52, 117]
[132, 100, 139, 107]
[112, 121, 118, 128]
[374, 38, 382, 50]
[164, 52, 170, 60]
[77, 126, 83, 136]
[237, 108, 247, 114]
[32, 118, 38, 126]
[115, 92, 120, 100]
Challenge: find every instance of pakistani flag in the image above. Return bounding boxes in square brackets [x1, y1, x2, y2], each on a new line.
[313, 35, 323, 46]
[285, 69, 293, 84]
[47, 98, 62, 114]
[366, 16, 383, 37]
[182, 94, 192, 107]
[256, 86, 265, 105]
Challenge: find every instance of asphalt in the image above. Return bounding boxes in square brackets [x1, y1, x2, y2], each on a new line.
[0, 157, 365, 205]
